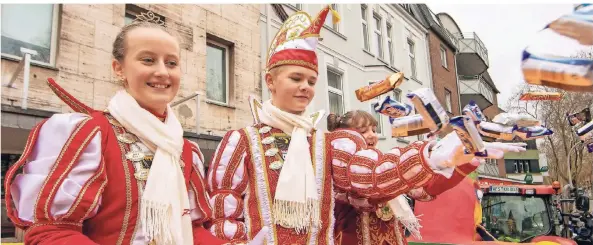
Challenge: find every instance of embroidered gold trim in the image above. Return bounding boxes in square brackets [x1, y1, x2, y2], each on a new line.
[191, 163, 208, 218]
[241, 128, 259, 239]
[30, 221, 82, 229]
[7, 122, 43, 227]
[62, 157, 106, 220]
[47, 81, 92, 115]
[267, 59, 317, 73]
[306, 130, 316, 244]
[45, 127, 99, 220]
[109, 117, 133, 245]
[361, 212, 371, 245]
[252, 127, 279, 243]
[36, 118, 93, 221]
[394, 221, 405, 245]
[81, 180, 107, 223]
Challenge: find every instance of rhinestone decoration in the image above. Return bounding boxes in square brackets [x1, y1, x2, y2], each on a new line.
[117, 133, 137, 144]
[125, 151, 145, 162]
[259, 126, 272, 134]
[269, 161, 284, 170]
[265, 148, 279, 157]
[262, 136, 275, 145]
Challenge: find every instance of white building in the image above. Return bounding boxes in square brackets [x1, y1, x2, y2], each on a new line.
[259, 4, 433, 150]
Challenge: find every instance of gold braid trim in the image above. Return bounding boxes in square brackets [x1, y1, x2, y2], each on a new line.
[267, 59, 317, 73]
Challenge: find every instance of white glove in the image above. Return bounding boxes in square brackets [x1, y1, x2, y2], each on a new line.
[246, 226, 269, 245]
[428, 132, 527, 169]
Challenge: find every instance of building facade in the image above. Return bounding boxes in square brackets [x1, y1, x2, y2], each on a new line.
[260, 4, 433, 151]
[405, 4, 461, 137]
[1, 4, 261, 241]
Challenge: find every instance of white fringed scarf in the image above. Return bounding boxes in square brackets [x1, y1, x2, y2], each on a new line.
[258, 100, 320, 232]
[388, 195, 422, 239]
[108, 90, 193, 245]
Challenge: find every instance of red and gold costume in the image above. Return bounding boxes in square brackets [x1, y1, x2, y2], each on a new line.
[4, 79, 226, 245]
[334, 163, 479, 245]
[205, 5, 477, 245]
[207, 96, 465, 245]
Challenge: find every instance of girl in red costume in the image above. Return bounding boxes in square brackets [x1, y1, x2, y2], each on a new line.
[4, 14, 265, 245]
[328, 111, 481, 245]
[206, 5, 526, 245]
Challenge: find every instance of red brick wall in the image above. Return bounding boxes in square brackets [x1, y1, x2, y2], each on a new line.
[427, 30, 459, 136]
[428, 29, 460, 116]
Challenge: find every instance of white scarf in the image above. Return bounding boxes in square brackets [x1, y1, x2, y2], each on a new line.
[259, 100, 320, 232]
[388, 195, 422, 239]
[108, 90, 193, 245]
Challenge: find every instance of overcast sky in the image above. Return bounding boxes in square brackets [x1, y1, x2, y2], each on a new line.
[428, 3, 575, 109]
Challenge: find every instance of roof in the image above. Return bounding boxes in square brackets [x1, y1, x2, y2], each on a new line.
[406, 4, 459, 52]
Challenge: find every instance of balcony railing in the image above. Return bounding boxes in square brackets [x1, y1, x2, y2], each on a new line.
[459, 75, 495, 105]
[453, 32, 489, 67]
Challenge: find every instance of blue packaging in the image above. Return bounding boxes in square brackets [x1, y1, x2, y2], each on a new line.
[450, 116, 487, 157]
[373, 96, 413, 124]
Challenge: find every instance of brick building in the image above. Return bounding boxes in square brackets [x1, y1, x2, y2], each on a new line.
[405, 4, 461, 136]
[1, 4, 261, 241]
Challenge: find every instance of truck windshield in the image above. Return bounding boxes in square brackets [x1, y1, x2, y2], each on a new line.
[482, 195, 551, 242]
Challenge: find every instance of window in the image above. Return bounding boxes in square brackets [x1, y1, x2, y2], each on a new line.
[407, 38, 416, 78]
[1, 4, 59, 65]
[327, 69, 344, 116]
[386, 22, 394, 65]
[326, 4, 340, 31]
[445, 89, 452, 113]
[373, 13, 383, 59]
[393, 88, 402, 102]
[369, 81, 383, 135]
[361, 4, 370, 51]
[206, 41, 229, 104]
[440, 45, 448, 68]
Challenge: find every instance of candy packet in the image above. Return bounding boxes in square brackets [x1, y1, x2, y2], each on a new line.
[521, 5, 593, 92]
[514, 125, 554, 140]
[519, 91, 563, 101]
[407, 88, 449, 132]
[567, 108, 591, 126]
[577, 119, 593, 141]
[450, 116, 487, 157]
[492, 113, 541, 127]
[356, 72, 404, 102]
[373, 96, 413, 124]
[391, 115, 432, 137]
[462, 100, 486, 123]
[478, 122, 516, 141]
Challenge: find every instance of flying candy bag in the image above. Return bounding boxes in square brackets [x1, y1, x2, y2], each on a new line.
[450, 116, 487, 157]
[407, 88, 449, 132]
[492, 113, 541, 127]
[519, 91, 563, 101]
[478, 122, 516, 141]
[463, 100, 486, 123]
[514, 125, 554, 140]
[391, 115, 431, 137]
[356, 72, 404, 102]
[577, 119, 593, 141]
[567, 108, 591, 126]
[373, 96, 413, 124]
[548, 4, 593, 46]
[521, 4, 593, 92]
